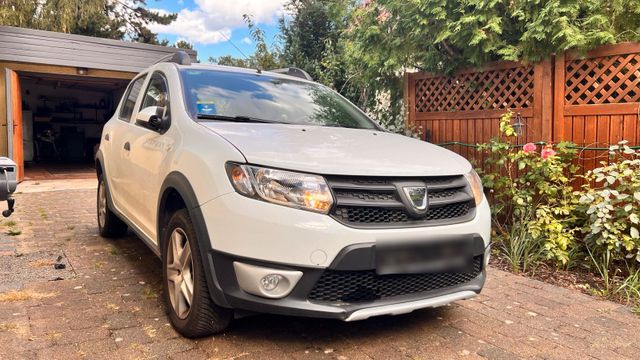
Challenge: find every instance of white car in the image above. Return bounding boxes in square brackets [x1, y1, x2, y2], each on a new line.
[96, 52, 491, 338]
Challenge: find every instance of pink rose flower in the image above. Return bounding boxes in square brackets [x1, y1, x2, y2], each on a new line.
[522, 143, 536, 153]
[541, 146, 556, 160]
[377, 9, 391, 23]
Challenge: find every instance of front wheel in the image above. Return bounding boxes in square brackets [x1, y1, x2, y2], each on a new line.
[97, 175, 128, 238]
[162, 209, 232, 338]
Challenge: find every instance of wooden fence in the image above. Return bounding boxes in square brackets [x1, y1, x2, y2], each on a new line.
[405, 42, 640, 172]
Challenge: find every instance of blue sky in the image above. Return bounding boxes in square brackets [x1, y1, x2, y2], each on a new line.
[147, 0, 286, 62]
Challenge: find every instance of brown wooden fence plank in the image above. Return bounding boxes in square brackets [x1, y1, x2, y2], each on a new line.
[553, 54, 566, 142]
[565, 103, 639, 116]
[610, 115, 623, 145]
[584, 115, 598, 172]
[623, 114, 637, 143]
[571, 116, 585, 177]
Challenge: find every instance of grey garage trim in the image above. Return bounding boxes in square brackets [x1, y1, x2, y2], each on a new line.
[0, 26, 197, 73]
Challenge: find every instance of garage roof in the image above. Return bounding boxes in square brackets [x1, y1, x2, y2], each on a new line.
[0, 26, 198, 73]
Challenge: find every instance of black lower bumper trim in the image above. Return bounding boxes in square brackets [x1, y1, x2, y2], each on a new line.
[205, 234, 488, 319]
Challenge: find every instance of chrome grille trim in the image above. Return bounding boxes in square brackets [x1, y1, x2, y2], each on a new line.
[327, 175, 475, 228]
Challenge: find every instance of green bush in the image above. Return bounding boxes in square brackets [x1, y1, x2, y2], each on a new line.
[477, 111, 578, 271]
[577, 142, 640, 269]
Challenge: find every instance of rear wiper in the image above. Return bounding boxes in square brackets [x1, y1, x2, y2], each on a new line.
[197, 114, 282, 124]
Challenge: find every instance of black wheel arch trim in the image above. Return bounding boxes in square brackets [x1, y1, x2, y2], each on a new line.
[158, 172, 231, 308]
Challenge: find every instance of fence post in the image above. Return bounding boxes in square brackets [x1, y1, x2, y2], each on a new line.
[553, 53, 566, 143]
[539, 58, 554, 142]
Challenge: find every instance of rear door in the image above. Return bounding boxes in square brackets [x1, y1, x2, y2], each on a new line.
[5, 69, 23, 182]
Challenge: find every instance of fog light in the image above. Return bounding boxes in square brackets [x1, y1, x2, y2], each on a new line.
[260, 274, 283, 291]
[233, 262, 303, 299]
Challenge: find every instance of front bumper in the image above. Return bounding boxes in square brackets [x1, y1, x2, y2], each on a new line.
[198, 191, 491, 319]
[200, 192, 491, 267]
[206, 235, 487, 320]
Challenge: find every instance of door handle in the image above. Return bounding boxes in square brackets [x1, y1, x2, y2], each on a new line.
[123, 142, 130, 151]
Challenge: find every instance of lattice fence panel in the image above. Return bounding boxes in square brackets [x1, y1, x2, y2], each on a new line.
[414, 66, 534, 113]
[565, 53, 640, 105]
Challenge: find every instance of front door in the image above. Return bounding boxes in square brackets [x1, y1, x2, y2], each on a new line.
[107, 74, 147, 215]
[126, 71, 174, 241]
[5, 69, 23, 181]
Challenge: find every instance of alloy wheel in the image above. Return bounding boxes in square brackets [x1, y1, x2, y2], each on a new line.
[98, 181, 107, 229]
[166, 228, 194, 319]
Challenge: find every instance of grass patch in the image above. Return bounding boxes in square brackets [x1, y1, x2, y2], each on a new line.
[143, 287, 157, 300]
[1, 220, 17, 227]
[0, 323, 17, 331]
[38, 208, 48, 220]
[66, 225, 75, 231]
[143, 325, 157, 338]
[45, 331, 61, 341]
[6, 228, 21, 236]
[94, 261, 106, 269]
[28, 259, 53, 268]
[0, 290, 55, 303]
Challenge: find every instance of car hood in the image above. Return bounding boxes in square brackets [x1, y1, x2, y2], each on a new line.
[200, 123, 472, 177]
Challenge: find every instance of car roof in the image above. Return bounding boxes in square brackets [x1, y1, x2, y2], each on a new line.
[173, 63, 317, 84]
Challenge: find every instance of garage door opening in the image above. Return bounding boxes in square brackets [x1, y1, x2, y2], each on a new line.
[17, 72, 130, 180]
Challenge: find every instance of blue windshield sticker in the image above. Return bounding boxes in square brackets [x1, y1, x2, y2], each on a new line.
[197, 101, 217, 115]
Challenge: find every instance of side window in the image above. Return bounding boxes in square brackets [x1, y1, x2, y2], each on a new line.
[140, 72, 170, 119]
[118, 75, 146, 121]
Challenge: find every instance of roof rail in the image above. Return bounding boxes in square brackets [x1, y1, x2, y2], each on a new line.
[155, 50, 192, 66]
[269, 67, 313, 81]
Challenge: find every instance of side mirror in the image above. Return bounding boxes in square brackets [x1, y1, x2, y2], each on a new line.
[136, 106, 166, 131]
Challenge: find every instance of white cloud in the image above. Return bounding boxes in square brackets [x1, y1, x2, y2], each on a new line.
[240, 37, 252, 45]
[148, 0, 286, 45]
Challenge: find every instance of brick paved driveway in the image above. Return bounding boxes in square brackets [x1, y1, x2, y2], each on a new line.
[1, 185, 639, 359]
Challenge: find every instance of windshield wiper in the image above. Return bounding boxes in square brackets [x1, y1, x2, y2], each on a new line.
[197, 114, 283, 124]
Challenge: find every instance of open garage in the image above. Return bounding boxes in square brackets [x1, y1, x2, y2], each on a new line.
[0, 26, 197, 181]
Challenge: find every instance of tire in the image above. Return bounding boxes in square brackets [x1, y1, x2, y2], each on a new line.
[162, 209, 232, 338]
[97, 175, 128, 238]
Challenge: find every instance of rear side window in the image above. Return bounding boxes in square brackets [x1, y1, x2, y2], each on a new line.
[118, 75, 146, 121]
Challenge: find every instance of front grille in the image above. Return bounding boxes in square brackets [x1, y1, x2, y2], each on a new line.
[308, 255, 483, 303]
[334, 202, 470, 224]
[328, 175, 475, 228]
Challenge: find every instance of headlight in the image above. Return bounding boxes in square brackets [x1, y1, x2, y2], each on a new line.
[464, 169, 484, 206]
[226, 163, 334, 214]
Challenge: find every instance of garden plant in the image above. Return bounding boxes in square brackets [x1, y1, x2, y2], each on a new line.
[478, 112, 640, 309]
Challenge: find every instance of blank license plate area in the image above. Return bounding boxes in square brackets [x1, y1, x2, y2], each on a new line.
[375, 238, 474, 275]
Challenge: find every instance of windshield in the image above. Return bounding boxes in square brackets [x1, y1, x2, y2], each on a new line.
[180, 69, 378, 129]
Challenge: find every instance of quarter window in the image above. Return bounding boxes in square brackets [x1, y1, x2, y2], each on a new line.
[118, 76, 146, 121]
[139, 72, 170, 122]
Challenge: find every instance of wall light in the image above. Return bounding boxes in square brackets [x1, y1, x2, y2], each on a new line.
[76, 67, 88, 75]
[513, 112, 526, 136]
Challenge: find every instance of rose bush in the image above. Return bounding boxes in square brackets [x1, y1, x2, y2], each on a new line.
[477, 111, 578, 271]
[476, 113, 640, 303]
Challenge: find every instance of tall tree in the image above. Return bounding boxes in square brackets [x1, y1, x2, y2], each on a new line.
[345, 0, 640, 75]
[280, 0, 356, 101]
[209, 15, 284, 70]
[174, 40, 194, 50]
[0, 0, 176, 44]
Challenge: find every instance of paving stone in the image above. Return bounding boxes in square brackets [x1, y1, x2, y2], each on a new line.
[2, 186, 640, 359]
